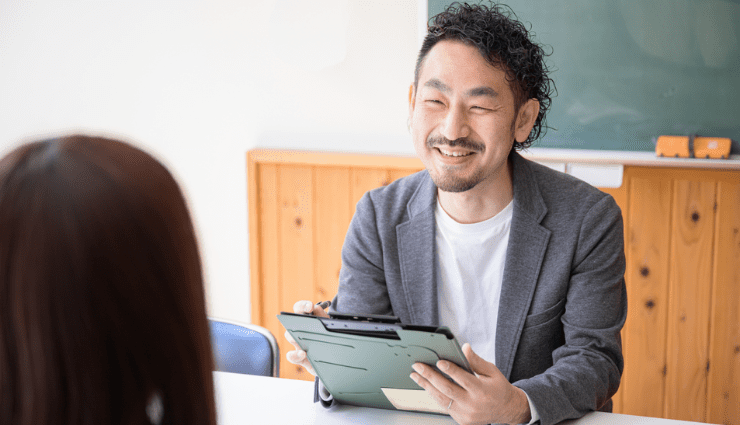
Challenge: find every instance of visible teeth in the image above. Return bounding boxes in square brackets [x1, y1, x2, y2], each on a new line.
[438, 148, 472, 157]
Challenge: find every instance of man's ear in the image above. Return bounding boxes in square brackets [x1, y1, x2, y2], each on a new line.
[408, 84, 416, 129]
[514, 98, 540, 143]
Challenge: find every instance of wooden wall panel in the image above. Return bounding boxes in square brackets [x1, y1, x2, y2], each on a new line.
[620, 176, 672, 417]
[707, 180, 740, 425]
[256, 165, 280, 341]
[665, 180, 716, 421]
[314, 167, 351, 306]
[350, 168, 389, 215]
[277, 165, 315, 380]
[388, 168, 422, 183]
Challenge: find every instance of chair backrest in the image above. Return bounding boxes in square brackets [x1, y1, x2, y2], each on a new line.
[208, 318, 279, 377]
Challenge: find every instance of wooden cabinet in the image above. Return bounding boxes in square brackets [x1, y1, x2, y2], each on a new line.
[611, 167, 740, 424]
[248, 149, 740, 424]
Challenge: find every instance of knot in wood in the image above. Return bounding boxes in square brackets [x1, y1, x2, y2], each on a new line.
[691, 211, 700, 222]
[640, 267, 650, 277]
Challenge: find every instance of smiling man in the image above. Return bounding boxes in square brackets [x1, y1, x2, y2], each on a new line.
[410, 38, 537, 223]
[286, 3, 627, 425]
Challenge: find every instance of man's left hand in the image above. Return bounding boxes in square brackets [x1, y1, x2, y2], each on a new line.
[410, 343, 531, 425]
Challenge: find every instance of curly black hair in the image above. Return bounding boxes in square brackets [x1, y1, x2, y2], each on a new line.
[415, 2, 555, 150]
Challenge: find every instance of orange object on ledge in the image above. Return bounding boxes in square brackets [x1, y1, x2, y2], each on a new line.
[655, 135, 731, 159]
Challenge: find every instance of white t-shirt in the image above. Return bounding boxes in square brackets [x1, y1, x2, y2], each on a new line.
[435, 199, 540, 424]
[324, 197, 538, 422]
[435, 199, 513, 364]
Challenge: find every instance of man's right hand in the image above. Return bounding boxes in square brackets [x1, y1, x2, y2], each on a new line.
[284, 300, 330, 376]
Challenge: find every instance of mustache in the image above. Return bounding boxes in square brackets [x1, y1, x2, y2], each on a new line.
[426, 135, 485, 152]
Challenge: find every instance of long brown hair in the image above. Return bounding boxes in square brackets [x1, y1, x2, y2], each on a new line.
[0, 135, 216, 425]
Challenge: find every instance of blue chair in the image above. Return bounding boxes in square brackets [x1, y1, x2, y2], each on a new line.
[208, 318, 279, 377]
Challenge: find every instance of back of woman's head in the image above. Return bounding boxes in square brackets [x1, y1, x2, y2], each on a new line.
[0, 135, 216, 425]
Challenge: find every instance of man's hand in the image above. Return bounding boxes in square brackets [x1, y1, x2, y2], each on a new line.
[284, 300, 330, 376]
[409, 343, 531, 425]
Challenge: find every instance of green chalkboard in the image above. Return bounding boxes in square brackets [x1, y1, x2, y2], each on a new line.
[428, 0, 740, 151]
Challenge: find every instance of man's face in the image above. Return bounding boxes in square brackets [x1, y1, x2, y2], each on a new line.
[409, 40, 521, 193]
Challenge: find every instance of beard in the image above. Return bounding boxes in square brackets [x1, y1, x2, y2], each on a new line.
[426, 135, 486, 193]
[429, 167, 486, 192]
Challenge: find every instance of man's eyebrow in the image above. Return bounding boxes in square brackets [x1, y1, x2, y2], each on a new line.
[467, 86, 498, 98]
[423, 78, 451, 93]
[423, 79, 498, 99]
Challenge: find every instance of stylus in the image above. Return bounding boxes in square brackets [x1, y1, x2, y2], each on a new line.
[315, 300, 332, 310]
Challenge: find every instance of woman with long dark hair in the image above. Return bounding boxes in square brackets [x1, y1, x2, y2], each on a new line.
[0, 135, 217, 425]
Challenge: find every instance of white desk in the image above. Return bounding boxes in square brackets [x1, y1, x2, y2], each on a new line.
[214, 372, 712, 425]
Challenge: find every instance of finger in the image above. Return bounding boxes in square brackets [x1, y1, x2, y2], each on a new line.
[436, 358, 477, 391]
[286, 349, 306, 364]
[462, 343, 499, 378]
[311, 304, 330, 318]
[409, 369, 453, 410]
[284, 330, 299, 348]
[293, 300, 314, 314]
[286, 349, 316, 375]
[411, 363, 462, 401]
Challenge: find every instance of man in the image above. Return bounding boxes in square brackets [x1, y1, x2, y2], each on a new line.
[286, 3, 626, 425]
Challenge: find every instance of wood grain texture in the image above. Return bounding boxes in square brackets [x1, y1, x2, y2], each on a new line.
[388, 168, 423, 183]
[277, 165, 315, 380]
[313, 167, 351, 309]
[247, 155, 262, 324]
[350, 168, 389, 216]
[255, 165, 279, 337]
[621, 175, 672, 418]
[707, 180, 740, 425]
[665, 180, 716, 422]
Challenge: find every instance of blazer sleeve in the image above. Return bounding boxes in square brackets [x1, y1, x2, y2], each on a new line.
[512, 195, 627, 425]
[331, 191, 395, 316]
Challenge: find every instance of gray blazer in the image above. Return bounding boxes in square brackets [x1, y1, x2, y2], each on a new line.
[330, 151, 627, 425]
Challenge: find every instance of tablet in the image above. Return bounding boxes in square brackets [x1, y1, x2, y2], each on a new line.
[278, 311, 472, 414]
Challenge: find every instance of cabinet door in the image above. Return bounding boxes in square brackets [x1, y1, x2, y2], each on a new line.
[617, 167, 740, 423]
[707, 179, 740, 425]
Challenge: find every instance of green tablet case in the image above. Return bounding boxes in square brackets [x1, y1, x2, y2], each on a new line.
[278, 312, 472, 412]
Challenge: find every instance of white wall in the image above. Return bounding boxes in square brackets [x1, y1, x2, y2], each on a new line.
[0, 0, 421, 324]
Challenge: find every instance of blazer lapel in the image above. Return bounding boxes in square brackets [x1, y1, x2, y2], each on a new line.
[396, 173, 439, 326]
[496, 152, 551, 380]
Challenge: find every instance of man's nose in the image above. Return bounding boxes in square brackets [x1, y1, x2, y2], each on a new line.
[440, 106, 470, 141]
